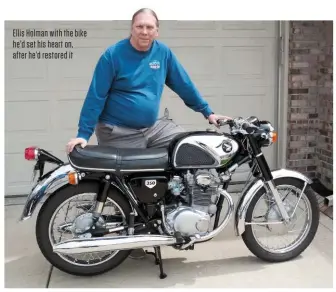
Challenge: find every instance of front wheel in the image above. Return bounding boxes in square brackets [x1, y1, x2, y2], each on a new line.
[36, 181, 133, 276]
[242, 177, 319, 262]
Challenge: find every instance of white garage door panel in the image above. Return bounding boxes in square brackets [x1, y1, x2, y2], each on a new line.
[221, 21, 276, 33]
[172, 46, 216, 81]
[6, 76, 52, 92]
[47, 49, 103, 78]
[222, 90, 276, 117]
[48, 77, 92, 92]
[5, 20, 278, 196]
[223, 47, 264, 75]
[5, 101, 51, 131]
[160, 21, 276, 38]
[163, 38, 275, 48]
[6, 154, 36, 185]
[167, 21, 217, 30]
[6, 132, 53, 154]
[221, 44, 277, 86]
[6, 58, 47, 79]
[161, 92, 276, 136]
[5, 91, 54, 102]
[165, 39, 276, 87]
[5, 153, 60, 195]
[54, 90, 87, 101]
[53, 100, 85, 130]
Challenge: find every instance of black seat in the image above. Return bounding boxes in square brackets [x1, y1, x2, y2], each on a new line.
[68, 145, 169, 172]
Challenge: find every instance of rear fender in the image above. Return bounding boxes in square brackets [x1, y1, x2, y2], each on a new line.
[20, 163, 76, 221]
[20, 163, 127, 221]
[234, 168, 313, 236]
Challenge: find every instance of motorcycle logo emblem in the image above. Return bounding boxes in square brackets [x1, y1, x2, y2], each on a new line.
[222, 141, 233, 153]
[145, 180, 157, 189]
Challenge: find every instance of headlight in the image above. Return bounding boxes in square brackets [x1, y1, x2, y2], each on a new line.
[258, 121, 277, 146]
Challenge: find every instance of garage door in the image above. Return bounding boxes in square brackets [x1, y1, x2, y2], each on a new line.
[5, 21, 279, 196]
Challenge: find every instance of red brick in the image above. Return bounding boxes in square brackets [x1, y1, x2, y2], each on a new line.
[291, 62, 310, 68]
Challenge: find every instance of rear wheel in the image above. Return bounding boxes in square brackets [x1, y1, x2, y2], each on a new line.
[242, 177, 319, 262]
[36, 181, 132, 276]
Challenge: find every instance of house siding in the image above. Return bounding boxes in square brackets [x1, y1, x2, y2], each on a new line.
[288, 21, 333, 190]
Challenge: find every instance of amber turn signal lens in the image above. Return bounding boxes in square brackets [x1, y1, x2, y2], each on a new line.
[68, 172, 78, 185]
[271, 132, 277, 143]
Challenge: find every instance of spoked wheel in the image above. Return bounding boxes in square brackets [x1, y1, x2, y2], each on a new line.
[36, 182, 132, 276]
[242, 177, 320, 262]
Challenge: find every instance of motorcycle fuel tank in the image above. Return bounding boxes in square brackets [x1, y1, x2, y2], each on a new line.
[171, 132, 239, 169]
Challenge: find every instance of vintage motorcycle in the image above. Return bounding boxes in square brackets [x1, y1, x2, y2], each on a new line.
[20, 116, 321, 279]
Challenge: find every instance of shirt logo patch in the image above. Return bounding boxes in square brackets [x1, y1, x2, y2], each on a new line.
[149, 60, 160, 70]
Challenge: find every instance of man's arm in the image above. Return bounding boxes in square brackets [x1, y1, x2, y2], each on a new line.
[165, 49, 213, 118]
[76, 49, 115, 141]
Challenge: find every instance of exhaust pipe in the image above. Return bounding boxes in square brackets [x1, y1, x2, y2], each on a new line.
[53, 234, 177, 255]
[53, 190, 235, 255]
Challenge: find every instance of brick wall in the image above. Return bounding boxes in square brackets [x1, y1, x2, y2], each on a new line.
[288, 21, 333, 190]
[316, 21, 333, 190]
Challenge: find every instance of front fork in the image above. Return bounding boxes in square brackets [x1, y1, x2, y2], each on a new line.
[247, 135, 290, 223]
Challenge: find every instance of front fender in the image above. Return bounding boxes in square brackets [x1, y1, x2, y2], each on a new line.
[20, 163, 76, 221]
[234, 168, 313, 236]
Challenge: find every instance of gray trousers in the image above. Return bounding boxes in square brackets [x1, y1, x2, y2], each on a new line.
[95, 118, 185, 148]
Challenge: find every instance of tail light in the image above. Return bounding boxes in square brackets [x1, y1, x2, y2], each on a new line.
[25, 147, 39, 160]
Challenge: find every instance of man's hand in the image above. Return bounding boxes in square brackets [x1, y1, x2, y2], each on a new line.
[66, 138, 87, 154]
[207, 114, 232, 128]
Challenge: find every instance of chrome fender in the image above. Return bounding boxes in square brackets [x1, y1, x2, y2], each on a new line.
[20, 163, 76, 221]
[234, 168, 313, 236]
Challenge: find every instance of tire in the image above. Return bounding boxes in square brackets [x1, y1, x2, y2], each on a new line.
[36, 181, 132, 276]
[242, 177, 320, 262]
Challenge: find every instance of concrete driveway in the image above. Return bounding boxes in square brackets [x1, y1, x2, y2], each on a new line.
[5, 198, 333, 288]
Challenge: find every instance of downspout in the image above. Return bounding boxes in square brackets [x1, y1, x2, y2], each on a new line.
[277, 21, 290, 169]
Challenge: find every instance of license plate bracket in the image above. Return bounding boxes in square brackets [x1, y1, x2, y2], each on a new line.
[31, 160, 45, 184]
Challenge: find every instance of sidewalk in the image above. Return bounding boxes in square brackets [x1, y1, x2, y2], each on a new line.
[5, 199, 333, 288]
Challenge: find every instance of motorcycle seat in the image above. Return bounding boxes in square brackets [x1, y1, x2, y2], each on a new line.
[68, 145, 169, 172]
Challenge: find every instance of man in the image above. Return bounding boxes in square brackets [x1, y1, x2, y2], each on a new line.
[66, 8, 230, 258]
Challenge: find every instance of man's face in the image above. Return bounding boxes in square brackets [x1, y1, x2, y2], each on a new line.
[130, 12, 158, 50]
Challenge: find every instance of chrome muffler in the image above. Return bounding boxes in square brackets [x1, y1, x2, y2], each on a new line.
[53, 235, 177, 255]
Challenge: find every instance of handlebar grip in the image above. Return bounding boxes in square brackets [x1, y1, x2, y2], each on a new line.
[217, 119, 227, 126]
[208, 119, 230, 126]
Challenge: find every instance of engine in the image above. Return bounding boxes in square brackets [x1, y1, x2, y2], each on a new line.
[165, 169, 222, 237]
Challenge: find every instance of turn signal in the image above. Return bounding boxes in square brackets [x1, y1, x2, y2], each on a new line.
[271, 132, 277, 143]
[68, 172, 79, 185]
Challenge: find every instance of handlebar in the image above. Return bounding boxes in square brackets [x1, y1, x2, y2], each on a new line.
[214, 116, 260, 134]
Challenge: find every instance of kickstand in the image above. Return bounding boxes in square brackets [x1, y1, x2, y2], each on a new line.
[145, 247, 167, 279]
